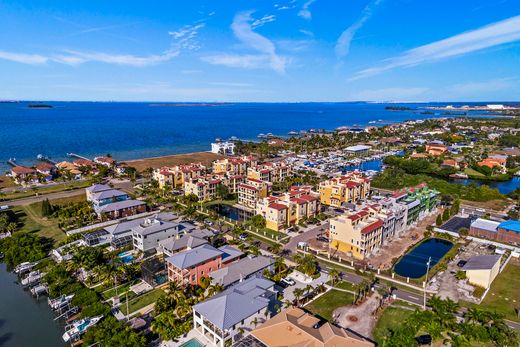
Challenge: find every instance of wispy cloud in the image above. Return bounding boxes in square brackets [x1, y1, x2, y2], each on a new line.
[351, 15, 520, 80]
[56, 50, 179, 67]
[251, 14, 276, 29]
[336, 0, 383, 58]
[201, 11, 287, 73]
[299, 29, 315, 37]
[298, 0, 316, 20]
[0, 50, 48, 65]
[168, 23, 205, 50]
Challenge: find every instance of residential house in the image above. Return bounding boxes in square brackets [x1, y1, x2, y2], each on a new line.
[211, 141, 235, 155]
[193, 277, 277, 347]
[425, 144, 448, 156]
[94, 156, 115, 168]
[441, 159, 459, 169]
[209, 255, 274, 289]
[477, 157, 507, 172]
[86, 184, 146, 219]
[165, 244, 243, 286]
[56, 161, 82, 179]
[132, 218, 196, 252]
[73, 158, 96, 172]
[10, 165, 37, 184]
[249, 307, 374, 347]
[319, 172, 371, 207]
[34, 162, 56, 181]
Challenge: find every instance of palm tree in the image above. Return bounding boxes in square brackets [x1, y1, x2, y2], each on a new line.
[293, 288, 304, 306]
[252, 317, 259, 328]
[328, 269, 340, 287]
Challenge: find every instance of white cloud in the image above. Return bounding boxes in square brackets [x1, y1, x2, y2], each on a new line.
[202, 11, 287, 73]
[57, 50, 179, 67]
[350, 87, 428, 101]
[336, 0, 383, 58]
[298, 0, 316, 20]
[168, 23, 205, 50]
[251, 14, 276, 29]
[0, 50, 48, 65]
[299, 29, 314, 37]
[351, 15, 520, 80]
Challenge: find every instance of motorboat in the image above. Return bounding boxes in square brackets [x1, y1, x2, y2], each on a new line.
[62, 315, 103, 342]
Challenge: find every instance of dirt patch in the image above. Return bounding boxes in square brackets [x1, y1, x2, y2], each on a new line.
[461, 199, 510, 213]
[122, 152, 225, 171]
[333, 293, 381, 338]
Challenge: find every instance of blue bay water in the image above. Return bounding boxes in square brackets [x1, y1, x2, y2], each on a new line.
[0, 101, 497, 172]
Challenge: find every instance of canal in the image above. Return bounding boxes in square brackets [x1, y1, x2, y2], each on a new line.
[394, 238, 453, 279]
[0, 263, 66, 347]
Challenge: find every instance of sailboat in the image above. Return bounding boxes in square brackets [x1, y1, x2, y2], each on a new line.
[62, 315, 103, 342]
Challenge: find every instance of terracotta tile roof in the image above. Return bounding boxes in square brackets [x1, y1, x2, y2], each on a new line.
[269, 203, 288, 210]
[11, 166, 36, 175]
[361, 219, 384, 234]
[73, 158, 95, 167]
[239, 183, 258, 191]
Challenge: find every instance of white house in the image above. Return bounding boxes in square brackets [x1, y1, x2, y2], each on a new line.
[211, 141, 235, 155]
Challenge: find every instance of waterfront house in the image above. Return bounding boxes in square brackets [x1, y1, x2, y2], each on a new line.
[441, 159, 459, 169]
[165, 244, 243, 286]
[94, 156, 115, 168]
[56, 161, 82, 179]
[192, 277, 277, 347]
[10, 165, 37, 184]
[34, 162, 56, 181]
[248, 307, 374, 347]
[159, 234, 209, 257]
[97, 199, 146, 220]
[319, 172, 371, 207]
[477, 157, 507, 172]
[73, 158, 96, 171]
[211, 141, 235, 155]
[463, 255, 501, 289]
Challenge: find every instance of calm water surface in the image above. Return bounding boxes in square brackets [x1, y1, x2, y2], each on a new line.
[394, 238, 453, 278]
[0, 263, 66, 347]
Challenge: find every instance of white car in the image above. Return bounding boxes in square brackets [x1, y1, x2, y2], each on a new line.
[281, 277, 296, 286]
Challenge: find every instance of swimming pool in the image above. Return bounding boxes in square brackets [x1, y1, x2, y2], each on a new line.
[180, 338, 205, 347]
[118, 251, 134, 264]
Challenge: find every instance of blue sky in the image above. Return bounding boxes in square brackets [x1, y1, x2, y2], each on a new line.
[1, 0, 519, 102]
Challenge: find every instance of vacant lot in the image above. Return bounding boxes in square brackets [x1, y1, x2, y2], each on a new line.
[372, 306, 415, 344]
[305, 289, 354, 322]
[123, 152, 225, 171]
[0, 175, 16, 189]
[478, 259, 520, 321]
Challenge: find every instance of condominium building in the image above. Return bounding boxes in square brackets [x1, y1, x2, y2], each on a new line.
[184, 176, 223, 201]
[247, 161, 292, 183]
[152, 162, 206, 189]
[329, 206, 384, 260]
[212, 156, 257, 176]
[237, 178, 272, 209]
[319, 172, 371, 207]
[390, 184, 439, 225]
[256, 185, 320, 231]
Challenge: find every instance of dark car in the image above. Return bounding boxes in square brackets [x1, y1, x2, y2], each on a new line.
[416, 335, 432, 345]
[457, 260, 467, 268]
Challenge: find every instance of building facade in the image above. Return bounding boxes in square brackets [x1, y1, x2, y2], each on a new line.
[319, 172, 371, 207]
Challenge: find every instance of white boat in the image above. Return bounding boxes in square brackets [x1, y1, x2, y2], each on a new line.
[257, 133, 265, 138]
[62, 315, 103, 342]
[48, 294, 75, 310]
[288, 130, 298, 135]
[21, 271, 44, 286]
[14, 262, 36, 274]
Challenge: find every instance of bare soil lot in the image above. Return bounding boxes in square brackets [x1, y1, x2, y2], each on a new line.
[122, 152, 225, 171]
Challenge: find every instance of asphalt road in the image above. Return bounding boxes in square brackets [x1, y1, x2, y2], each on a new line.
[284, 222, 329, 254]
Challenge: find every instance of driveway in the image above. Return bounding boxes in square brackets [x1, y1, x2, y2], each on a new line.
[283, 271, 328, 302]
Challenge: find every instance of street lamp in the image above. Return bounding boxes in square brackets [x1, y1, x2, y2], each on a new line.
[423, 256, 431, 310]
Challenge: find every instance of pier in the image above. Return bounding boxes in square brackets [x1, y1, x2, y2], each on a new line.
[37, 154, 57, 165]
[7, 158, 17, 167]
[67, 153, 90, 161]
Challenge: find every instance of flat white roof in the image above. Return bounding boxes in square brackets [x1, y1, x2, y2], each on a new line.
[470, 218, 500, 232]
[345, 145, 371, 151]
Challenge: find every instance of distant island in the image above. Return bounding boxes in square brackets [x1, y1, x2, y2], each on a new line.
[149, 103, 231, 107]
[28, 104, 53, 109]
[385, 106, 412, 111]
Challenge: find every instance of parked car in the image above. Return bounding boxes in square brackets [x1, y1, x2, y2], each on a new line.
[317, 236, 329, 243]
[281, 277, 296, 286]
[239, 233, 248, 241]
[457, 260, 467, 268]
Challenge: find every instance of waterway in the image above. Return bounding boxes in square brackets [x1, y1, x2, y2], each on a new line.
[394, 238, 453, 278]
[0, 263, 66, 347]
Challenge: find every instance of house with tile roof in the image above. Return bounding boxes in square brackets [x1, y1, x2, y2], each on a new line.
[10, 165, 37, 184]
[247, 307, 374, 347]
[193, 277, 277, 347]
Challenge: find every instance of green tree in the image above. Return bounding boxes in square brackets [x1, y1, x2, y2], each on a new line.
[436, 214, 443, 226]
[442, 208, 450, 222]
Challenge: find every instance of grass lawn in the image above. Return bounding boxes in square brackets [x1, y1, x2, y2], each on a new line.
[100, 282, 135, 300]
[327, 280, 354, 292]
[1, 180, 91, 201]
[478, 260, 520, 322]
[373, 306, 415, 345]
[119, 288, 164, 315]
[461, 199, 509, 212]
[12, 206, 65, 243]
[464, 168, 486, 177]
[305, 289, 354, 322]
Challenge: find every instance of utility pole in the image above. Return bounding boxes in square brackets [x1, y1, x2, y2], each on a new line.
[423, 256, 431, 310]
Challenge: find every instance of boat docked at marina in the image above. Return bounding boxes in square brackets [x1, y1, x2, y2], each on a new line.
[48, 294, 75, 310]
[62, 315, 103, 342]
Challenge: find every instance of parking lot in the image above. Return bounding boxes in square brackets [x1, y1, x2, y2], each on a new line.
[440, 216, 473, 233]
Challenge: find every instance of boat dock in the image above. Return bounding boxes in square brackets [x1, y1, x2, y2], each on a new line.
[67, 153, 90, 161]
[6, 158, 17, 167]
[37, 154, 57, 165]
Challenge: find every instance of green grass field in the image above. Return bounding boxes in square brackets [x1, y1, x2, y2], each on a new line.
[304, 289, 354, 321]
[372, 306, 415, 345]
[11, 206, 66, 242]
[118, 288, 164, 315]
[1, 180, 91, 201]
[478, 260, 520, 322]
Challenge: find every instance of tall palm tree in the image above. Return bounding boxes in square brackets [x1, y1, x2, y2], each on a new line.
[328, 269, 340, 287]
[293, 288, 304, 306]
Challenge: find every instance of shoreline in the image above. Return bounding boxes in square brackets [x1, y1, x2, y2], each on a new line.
[121, 151, 226, 171]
